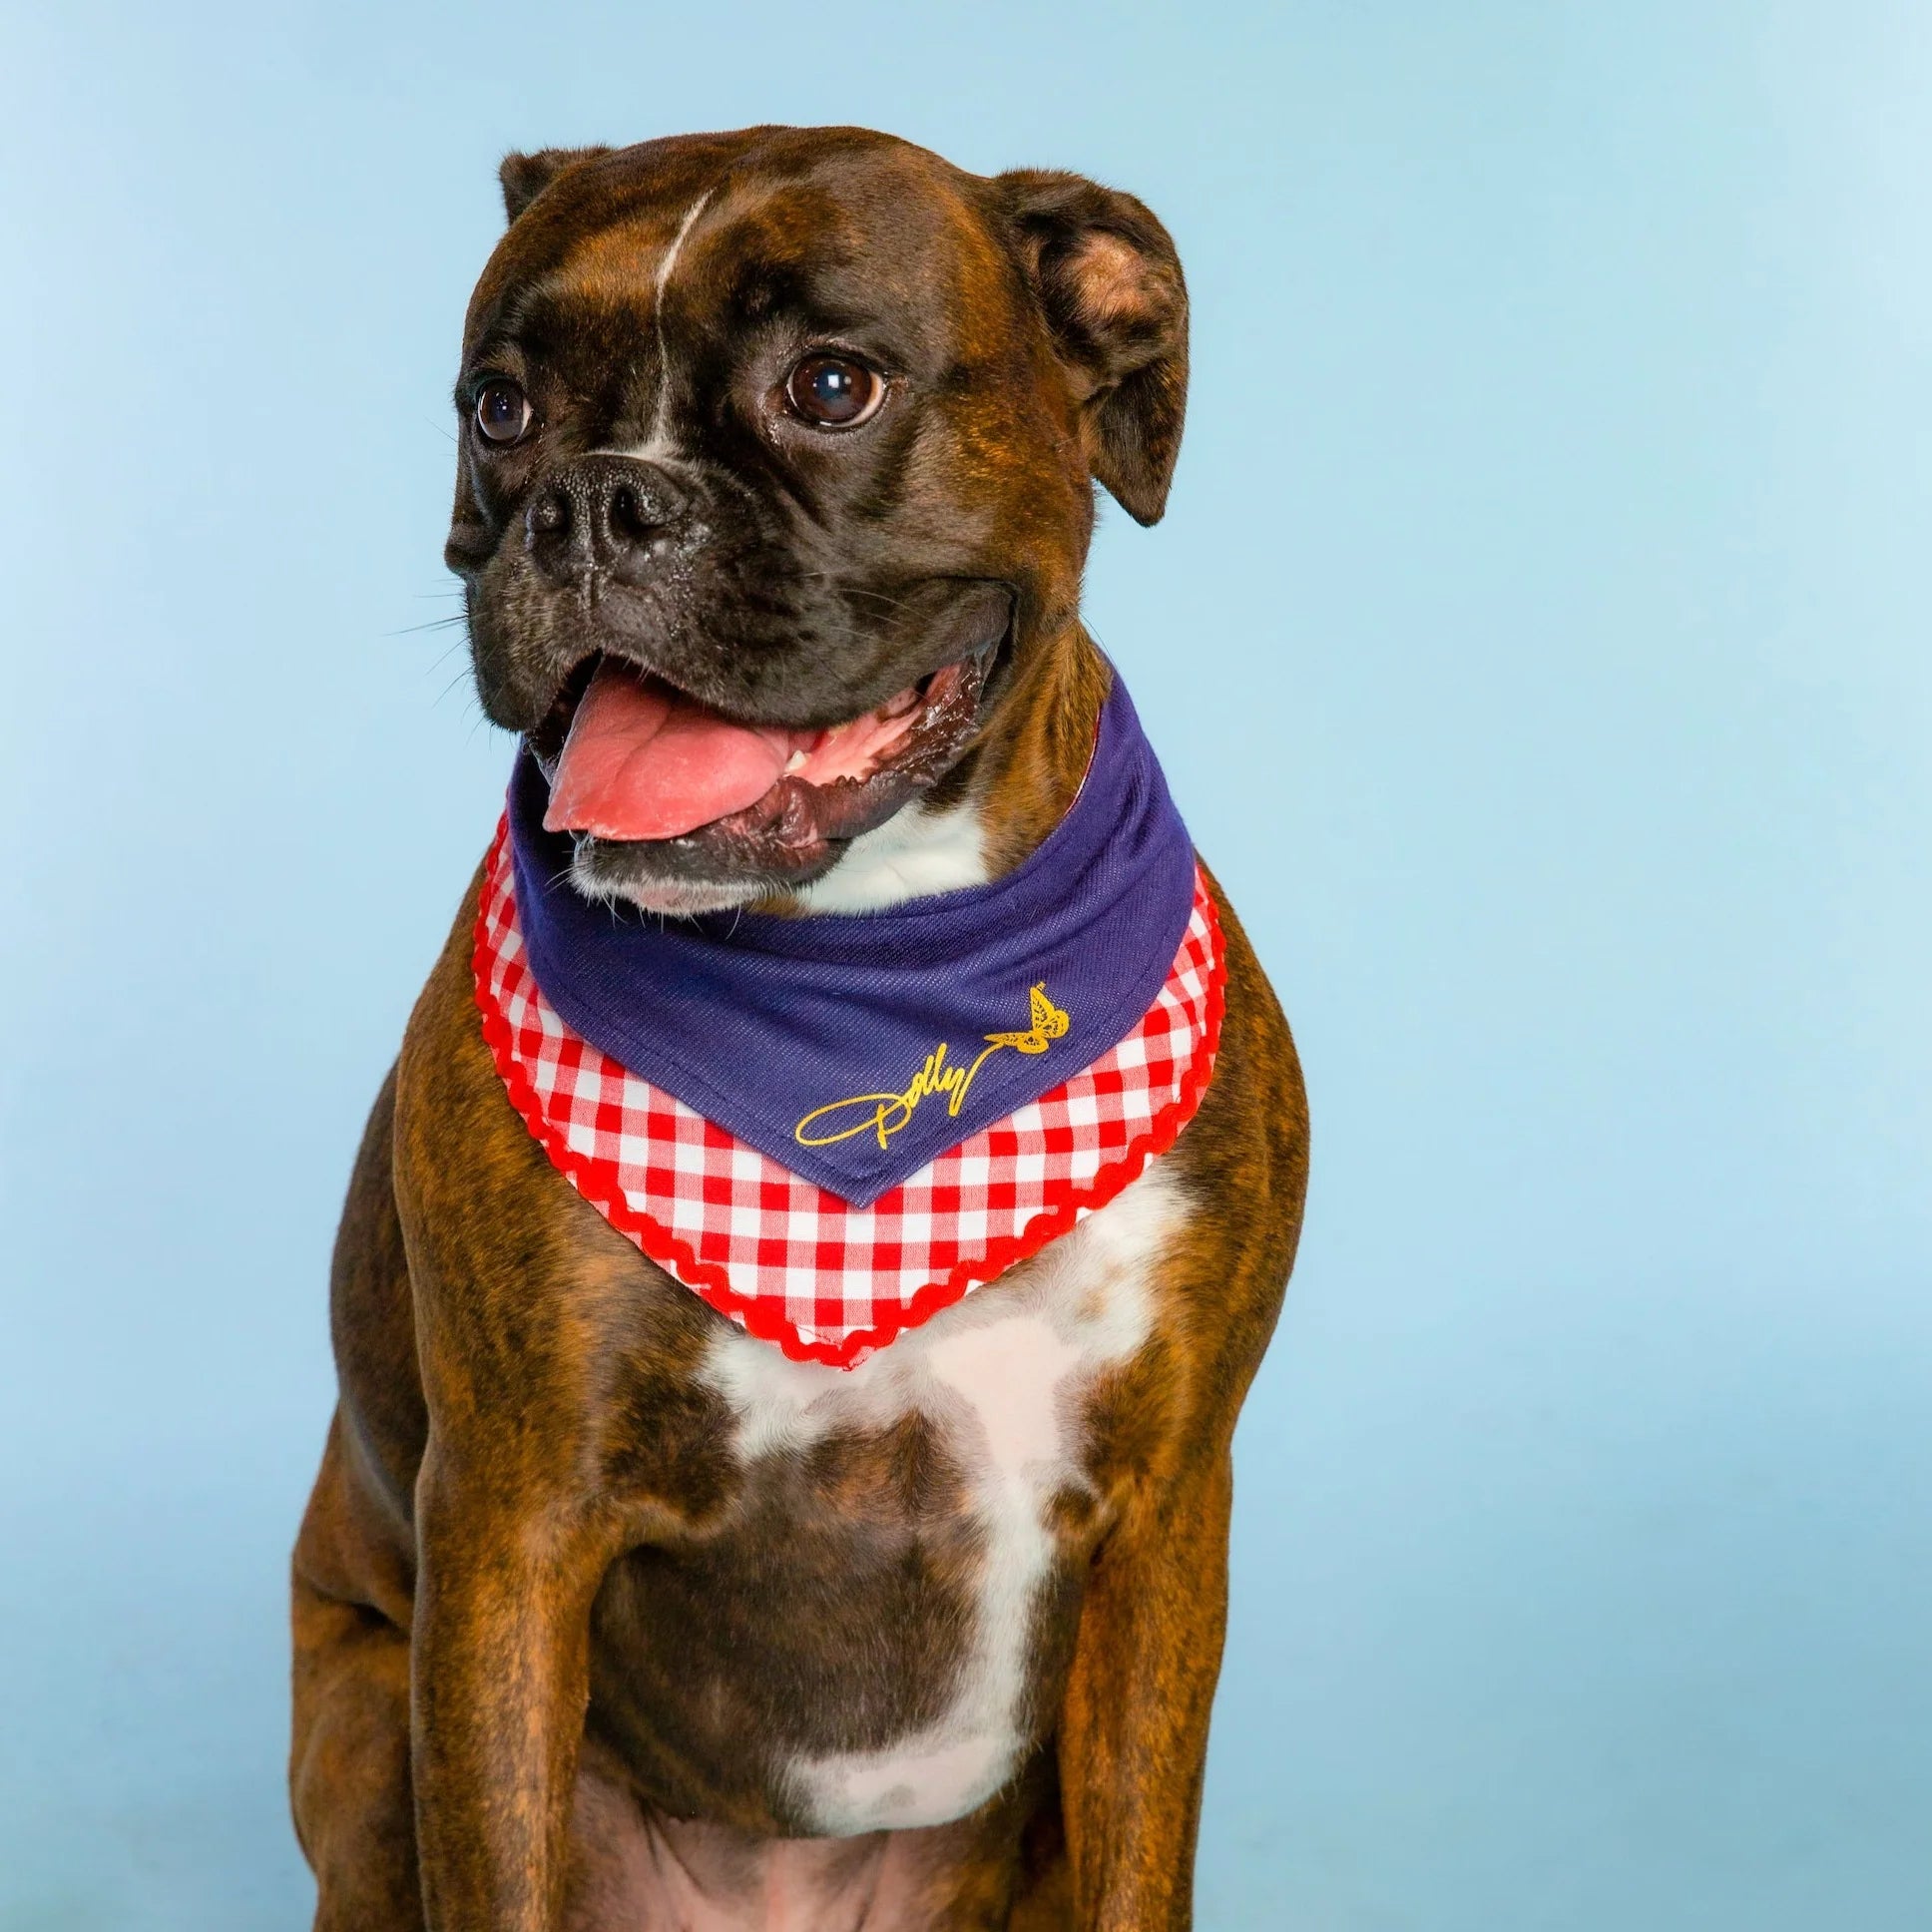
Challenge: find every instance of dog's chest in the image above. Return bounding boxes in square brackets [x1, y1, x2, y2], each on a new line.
[686, 1164, 1183, 1835]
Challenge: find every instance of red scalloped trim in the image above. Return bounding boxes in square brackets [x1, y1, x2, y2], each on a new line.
[470, 817, 1225, 1369]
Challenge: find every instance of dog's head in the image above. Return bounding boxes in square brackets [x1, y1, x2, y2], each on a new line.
[447, 126, 1187, 913]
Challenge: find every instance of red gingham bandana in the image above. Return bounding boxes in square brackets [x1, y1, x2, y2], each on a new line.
[474, 820, 1225, 1367]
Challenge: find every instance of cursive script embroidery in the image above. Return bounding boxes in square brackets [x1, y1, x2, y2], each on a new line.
[794, 984, 1072, 1153]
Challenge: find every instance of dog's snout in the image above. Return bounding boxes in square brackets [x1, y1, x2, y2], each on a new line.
[525, 457, 689, 585]
[524, 481, 580, 578]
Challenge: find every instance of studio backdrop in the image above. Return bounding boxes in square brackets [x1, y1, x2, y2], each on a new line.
[3, 3, 1929, 1928]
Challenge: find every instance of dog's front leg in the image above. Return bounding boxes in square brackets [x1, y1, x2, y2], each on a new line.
[409, 1450, 606, 1932]
[1056, 1448, 1236, 1932]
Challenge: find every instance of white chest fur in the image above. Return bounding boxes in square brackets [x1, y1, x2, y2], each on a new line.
[698, 1162, 1185, 1835]
[794, 794, 991, 911]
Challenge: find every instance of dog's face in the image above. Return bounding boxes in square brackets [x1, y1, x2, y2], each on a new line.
[447, 127, 1187, 913]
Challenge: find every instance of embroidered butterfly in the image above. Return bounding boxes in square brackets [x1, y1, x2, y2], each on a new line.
[982, 983, 1072, 1055]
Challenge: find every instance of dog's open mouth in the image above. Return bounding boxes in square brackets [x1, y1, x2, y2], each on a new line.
[527, 647, 995, 887]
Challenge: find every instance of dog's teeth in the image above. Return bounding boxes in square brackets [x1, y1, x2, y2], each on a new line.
[784, 748, 808, 774]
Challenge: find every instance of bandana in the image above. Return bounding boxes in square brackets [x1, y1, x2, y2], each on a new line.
[506, 677, 1198, 1205]
[475, 673, 1226, 1367]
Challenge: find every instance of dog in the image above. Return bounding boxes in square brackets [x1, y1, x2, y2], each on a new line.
[290, 126, 1308, 1932]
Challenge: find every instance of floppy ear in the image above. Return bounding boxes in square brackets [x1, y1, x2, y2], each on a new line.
[498, 146, 613, 224]
[994, 169, 1190, 526]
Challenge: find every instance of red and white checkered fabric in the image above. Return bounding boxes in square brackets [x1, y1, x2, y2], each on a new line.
[474, 819, 1225, 1368]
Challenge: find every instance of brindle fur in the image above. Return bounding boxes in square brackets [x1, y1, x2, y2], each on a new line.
[292, 126, 1308, 1931]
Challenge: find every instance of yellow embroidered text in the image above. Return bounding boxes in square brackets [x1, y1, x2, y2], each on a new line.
[794, 984, 1071, 1152]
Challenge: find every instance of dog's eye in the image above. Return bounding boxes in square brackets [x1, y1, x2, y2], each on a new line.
[784, 354, 884, 429]
[474, 380, 532, 445]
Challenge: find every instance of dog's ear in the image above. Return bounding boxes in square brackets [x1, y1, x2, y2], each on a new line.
[994, 169, 1189, 526]
[498, 146, 613, 224]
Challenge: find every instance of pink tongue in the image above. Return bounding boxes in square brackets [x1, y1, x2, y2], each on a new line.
[544, 661, 795, 841]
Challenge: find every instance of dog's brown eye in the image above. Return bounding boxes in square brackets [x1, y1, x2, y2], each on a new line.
[475, 380, 532, 445]
[785, 354, 884, 429]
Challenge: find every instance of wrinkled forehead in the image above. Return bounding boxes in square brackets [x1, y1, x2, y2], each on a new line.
[463, 130, 1011, 358]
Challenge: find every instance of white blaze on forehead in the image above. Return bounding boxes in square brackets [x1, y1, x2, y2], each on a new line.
[644, 189, 715, 456]
[698, 1165, 1183, 1834]
[655, 188, 716, 300]
[582, 187, 717, 466]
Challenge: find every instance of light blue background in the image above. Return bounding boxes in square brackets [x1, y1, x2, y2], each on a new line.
[3, 3, 1928, 1927]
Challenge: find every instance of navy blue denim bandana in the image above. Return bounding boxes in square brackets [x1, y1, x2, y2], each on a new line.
[507, 672, 1197, 1206]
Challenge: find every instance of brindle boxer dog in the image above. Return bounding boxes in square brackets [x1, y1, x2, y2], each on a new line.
[290, 126, 1308, 1931]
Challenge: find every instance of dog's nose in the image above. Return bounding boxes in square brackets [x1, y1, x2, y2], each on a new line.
[525, 457, 690, 586]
